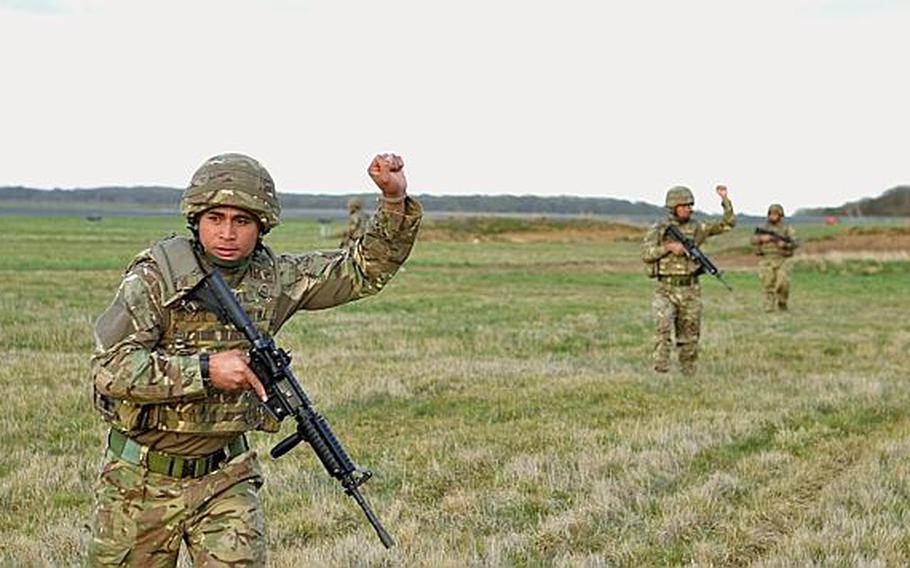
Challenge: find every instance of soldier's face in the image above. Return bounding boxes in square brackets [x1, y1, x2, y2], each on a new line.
[198, 206, 260, 261]
[768, 212, 781, 223]
[674, 204, 693, 221]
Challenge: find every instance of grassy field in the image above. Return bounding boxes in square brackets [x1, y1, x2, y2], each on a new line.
[1, 214, 908, 566]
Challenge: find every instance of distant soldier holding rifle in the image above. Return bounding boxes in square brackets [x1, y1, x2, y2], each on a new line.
[641, 185, 736, 375]
[88, 152, 420, 565]
[751, 203, 798, 311]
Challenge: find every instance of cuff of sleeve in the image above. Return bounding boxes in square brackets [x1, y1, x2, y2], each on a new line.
[378, 195, 422, 217]
[176, 354, 209, 398]
[373, 197, 423, 232]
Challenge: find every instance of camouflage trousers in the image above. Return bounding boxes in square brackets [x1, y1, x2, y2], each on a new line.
[651, 281, 702, 374]
[88, 450, 266, 567]
[759, 256, 791, 311]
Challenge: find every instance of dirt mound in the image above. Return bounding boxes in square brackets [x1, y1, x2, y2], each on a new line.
[421, 217, 646, 243]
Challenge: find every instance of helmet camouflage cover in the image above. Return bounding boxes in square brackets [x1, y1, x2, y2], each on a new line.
[347, 196, 363, 211]
[768, 203, 785, 217]
[181, 153, 281, 232]
[665, 186, 695, 209]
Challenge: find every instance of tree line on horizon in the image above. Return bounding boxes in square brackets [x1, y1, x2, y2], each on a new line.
[0, 185, 667, 217]
[1, 185, 908, 217]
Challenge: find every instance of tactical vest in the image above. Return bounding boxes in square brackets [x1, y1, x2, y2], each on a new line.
[651, 220, 706, 277]
[95, 236, 282, 436]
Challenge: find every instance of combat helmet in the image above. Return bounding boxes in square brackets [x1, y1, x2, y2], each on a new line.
[181, 153, 281, 233]
[767, 203, 785, 217]
[665, 186, 695, 210]
[347, 196, 363, 212]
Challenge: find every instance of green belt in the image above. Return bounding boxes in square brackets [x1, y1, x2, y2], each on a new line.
[658, 275, 697, 286]
[108, 429, 249, 479]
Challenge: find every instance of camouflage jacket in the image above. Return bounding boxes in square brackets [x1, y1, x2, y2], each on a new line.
[91, 199, 421, 452]
[640, 198, 736, 277]
[751, 222, 798, 257]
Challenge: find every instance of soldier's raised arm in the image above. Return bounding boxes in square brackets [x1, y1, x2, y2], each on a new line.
[272, 154, 422, 326]
[704, 184, 736, 236]
[91, 262, 208, 404]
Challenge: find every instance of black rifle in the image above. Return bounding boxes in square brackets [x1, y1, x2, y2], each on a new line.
[665, 224, 733, 291]
[187, 269, 395, 549]
[754, 226, 795, 246]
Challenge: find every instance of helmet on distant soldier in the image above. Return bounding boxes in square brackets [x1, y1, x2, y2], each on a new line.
[665, 186, 695, 210]
[768, 203, 785, 217]
[347, 197, 363, 212]
[181, 153, 281, 233]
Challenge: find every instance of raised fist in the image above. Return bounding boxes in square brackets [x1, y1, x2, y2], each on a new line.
[715, 185, 729, 199]
[368, 153, 407, 197]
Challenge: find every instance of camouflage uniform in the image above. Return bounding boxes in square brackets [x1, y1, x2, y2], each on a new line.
[339, 197, 370, 248]
[88, 154, 421, 566]
[751, 203, 798, 311]
[641, 187, 735, 374]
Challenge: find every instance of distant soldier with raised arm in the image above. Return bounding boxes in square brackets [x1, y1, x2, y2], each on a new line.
[641, 185, 736, 375]
[751, 203, 799, 311]
[88, 152, 420, 565]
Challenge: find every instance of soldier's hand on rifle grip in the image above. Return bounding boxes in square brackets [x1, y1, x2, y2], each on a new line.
[207, 349, 268, 401]
[665, 241, 687, 256]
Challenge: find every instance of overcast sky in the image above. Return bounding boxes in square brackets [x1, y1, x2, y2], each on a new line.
[1, 0, 907, 214]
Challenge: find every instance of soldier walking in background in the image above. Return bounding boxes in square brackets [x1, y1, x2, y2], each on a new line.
[751, 203, 798, 311]
[88, 152, 420, 566]
[339, 196, 370, 248]
[641, 185, 736, 375]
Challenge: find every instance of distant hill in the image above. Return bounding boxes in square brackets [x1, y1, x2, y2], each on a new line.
[0, 186, 667, 217]
[797, 186, 910, 217]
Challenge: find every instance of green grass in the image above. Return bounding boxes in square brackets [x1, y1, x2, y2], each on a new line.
[0, 215, 908, 566]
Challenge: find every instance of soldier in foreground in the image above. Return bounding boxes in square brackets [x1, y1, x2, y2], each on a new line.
[88, 153, 421, 565]
[339, 196, 370, 248]
[751, 203, 799, 311]
[641, 185, 736, 375]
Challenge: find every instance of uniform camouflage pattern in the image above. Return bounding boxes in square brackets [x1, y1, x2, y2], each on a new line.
[93, 237, 282, 444]
[182, 153, 282, 232]
[88, 450, 265, 566]
[340, 201, 370, 249]
[652, 282, 702, 374]
[89, 197, 423, 564]
[751, 219, 798, 311]
[641, 195, 735, 373]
